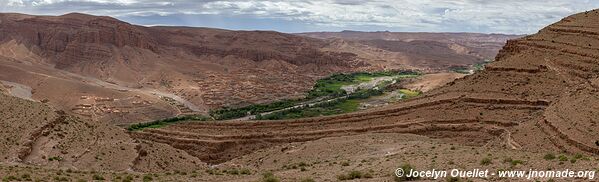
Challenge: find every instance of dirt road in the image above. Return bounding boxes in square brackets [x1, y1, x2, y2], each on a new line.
[0, 80, 33, 101]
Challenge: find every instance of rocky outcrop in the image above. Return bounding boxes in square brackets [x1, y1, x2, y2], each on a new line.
[130, 9, 599, 163]
[0, 13, 363, 71]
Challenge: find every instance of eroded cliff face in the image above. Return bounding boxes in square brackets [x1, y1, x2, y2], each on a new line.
[0, 13, 156, 66]
[0, 13, 363, 71]
[128, 9, 599, 165]
[0, 12, 370, 115]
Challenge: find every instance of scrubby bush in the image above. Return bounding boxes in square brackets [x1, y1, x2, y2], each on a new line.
[544, 153, 556, 160]
[20, 174, 31, 181]
[53, 176, 69, 181]
[261, 172, 279, 182]
[480, 157, 492, 165]
[142, 175, 153, 182]
[240, 168, 252, 175]
[92, 174, 104, 181]
[2, 176, 18, 182]
[128, 115, 210, 131]
[301, 178, 316, 182]
[48, 156, 63, 161]
[558, 155, 568, 161]
[338, 171, 371, 180]
[510, 159, 525, 166]
[341, 161, 350, 166]
[122, 175, 134, 182]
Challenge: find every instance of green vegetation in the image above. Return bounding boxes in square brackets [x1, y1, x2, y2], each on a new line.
[480, 157, 492, 165]
[337, 170, 373, 180]
[48, 156, 63, 161]
[210, 99, 300, 120]
[210, 70, 420, 120]
[259, 82, 420, 120]
[544, 153, 556, 160]
[2, 176, 18, 182]
[142, 175, 153, 182]
[449, 66, 471, 74]
[301, 178, 316, 182]
[308, 70, 419, 98]
[558, 155, 568, 162]
[504, 158, 525, 166]
[20, 174, 31, 181]
[122, 175, 134, 182]
[399, 89, 421, 99]
[206, 169, 223, 175]
[573, 153, 589, 160]
[127, 115, 210, 131]
[473, 62, 488, 71]
[92, 174, 105, 181]
[259, 99, 361, 120]
[53, 176, 69, 181]
[261, 172, 280, 182]
[341, 161, 351, 166]
[450, 62, 489, 74]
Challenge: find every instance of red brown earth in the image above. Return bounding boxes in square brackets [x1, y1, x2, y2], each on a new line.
[298, 31, 521, 70]
[0, 13, 514, 124]
[0, 13, 364, 123]
[130, 8, 599, 174]
[1, 10, 599, 181]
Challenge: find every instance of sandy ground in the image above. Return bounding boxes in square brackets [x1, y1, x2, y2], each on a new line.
[404, 72, 467, 92]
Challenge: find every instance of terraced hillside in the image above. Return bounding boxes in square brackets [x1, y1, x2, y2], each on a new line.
[0, 12, 520, 125]
[131, 10, 599, 165]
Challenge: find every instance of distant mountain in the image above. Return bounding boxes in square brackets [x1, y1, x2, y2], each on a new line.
[135, 9, 599, 170]
[1, 9, 598, 181]
[0, 13, 515, 124]
[297, 31, 522, 70]
[0, 13, 369, 123]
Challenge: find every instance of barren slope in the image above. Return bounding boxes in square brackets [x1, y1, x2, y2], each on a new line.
[299, 31, 522, 70]
[0, 13, 521, 125]
[0, 90, 207, 173]
[131, 10, 599, 166]
[2, 10, 599, 181]
[0, 13, 368, 123]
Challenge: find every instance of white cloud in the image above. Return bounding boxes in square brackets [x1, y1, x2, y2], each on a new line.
[196, 0, 599, 33]
[5, 0, 25, 6]
[1, 0, 598, 34]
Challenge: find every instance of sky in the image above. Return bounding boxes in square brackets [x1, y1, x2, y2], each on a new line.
[1, 0, 599, 34]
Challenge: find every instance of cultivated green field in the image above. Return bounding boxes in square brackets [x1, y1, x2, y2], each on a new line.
[130, 70, 423, 130]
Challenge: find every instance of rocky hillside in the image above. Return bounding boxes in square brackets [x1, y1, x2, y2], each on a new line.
[0, 13, 368, 123]
[0, 13, 360, 73]
[131, 9, 599, 166]
[0, 9, 598, 182]
[298, 31, 521, 70]
[0, 13, 518, 124]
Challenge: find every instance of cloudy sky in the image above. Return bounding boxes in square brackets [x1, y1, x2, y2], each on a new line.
[1, 0, 599, 34]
